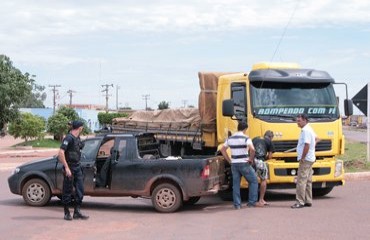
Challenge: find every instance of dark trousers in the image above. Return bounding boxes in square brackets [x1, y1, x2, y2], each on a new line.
[62, 164, 84, 206]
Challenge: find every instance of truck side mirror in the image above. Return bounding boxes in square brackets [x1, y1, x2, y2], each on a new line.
[222, 99, 234, 117]
[344, 99, 353, 116]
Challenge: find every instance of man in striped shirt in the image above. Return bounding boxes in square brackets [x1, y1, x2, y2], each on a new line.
[221, 121, 264, 209]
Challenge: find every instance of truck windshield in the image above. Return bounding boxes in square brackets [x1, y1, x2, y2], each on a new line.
[250, 82, 339, 121]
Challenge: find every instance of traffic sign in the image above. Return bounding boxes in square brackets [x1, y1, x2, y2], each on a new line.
[352, 84, 368, 116]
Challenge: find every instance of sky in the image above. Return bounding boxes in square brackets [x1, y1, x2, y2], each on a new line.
[1, 0, 370, 113]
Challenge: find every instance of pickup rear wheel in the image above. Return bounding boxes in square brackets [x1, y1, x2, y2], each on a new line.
[22, 179, 51, 206]
[152, 183, 182, 213]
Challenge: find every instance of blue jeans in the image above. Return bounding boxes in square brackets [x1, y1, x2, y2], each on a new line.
[231, 162, 258, 207]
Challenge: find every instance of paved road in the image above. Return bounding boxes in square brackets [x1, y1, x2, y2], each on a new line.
[1, 170, 369, 240]
[343, 126, 367, 143]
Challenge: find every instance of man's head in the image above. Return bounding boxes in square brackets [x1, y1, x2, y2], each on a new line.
[237, 121, 248, 132]
[264, 130, 274, 139]
[296, 114, 308, 128]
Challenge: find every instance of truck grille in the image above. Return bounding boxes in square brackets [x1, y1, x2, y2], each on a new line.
[274, 167, 331, 176]
[273, 140, 331, 152]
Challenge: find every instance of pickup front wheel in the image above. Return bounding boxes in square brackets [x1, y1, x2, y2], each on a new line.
[22, 179, 51, 206]
[152, 183, 182, 213]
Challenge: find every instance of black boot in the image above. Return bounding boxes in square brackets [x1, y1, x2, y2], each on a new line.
[64, 205, 72, 221]
[73, 205, 89, 220]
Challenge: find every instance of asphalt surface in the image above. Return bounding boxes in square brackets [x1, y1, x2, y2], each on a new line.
[1, 170, 370, 240]
[1, 134, 370, 240]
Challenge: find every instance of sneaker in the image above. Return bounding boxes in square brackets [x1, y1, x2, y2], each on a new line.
[304, 203, 312, 207]
[234, 205, 242, 210]
[291, 203, 304, 209]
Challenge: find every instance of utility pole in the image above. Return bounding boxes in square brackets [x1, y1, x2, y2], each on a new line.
[101, 84, 113, 113]
[49, 84, 61, 114]
[182, 99, 188, 108]
[116, 85, 120, 111]
[67, 89, 76, 107]
[142, 94, 150, 111]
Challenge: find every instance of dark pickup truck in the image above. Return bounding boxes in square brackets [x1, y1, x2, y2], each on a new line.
[8, 133, 225, 212]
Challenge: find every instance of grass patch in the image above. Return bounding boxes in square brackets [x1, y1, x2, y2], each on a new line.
[14, 138, 60, 148]
[340, 140, 370, 172]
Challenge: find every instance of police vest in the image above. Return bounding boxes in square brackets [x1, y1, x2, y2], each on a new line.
[65, 134, 82, 164]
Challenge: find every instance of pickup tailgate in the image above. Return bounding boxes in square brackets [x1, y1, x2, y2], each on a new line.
[183, 155, 225, 197]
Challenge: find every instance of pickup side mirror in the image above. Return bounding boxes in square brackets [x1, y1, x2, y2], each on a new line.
[344, 99, 353, 116]
[222, 99, 235, 117]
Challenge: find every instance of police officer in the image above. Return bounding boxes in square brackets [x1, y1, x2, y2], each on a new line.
[58, 120, 89, 220]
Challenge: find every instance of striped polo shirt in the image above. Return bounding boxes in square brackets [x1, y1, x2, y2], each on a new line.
[223, 131, 252, 163]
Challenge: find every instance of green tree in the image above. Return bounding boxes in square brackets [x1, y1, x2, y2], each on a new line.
[19, 81, 47, 108]
[57, 106, 79, 120]
[8, 112, 46, 142]
[0, 55, 34, 131]
[98, 112, 128, 125]
[158, 101, 170, 110]
[47, 107, 91, 140]
[47, 113, 69, 141]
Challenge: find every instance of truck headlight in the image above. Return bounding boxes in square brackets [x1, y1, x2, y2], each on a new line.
[335, 161, 343, 177]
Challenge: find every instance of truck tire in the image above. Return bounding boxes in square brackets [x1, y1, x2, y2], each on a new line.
[152, 183, 182, 213]
[22, 178, 51, 206]
[183, 196, 201, 205]
[312, 187, 334, 197]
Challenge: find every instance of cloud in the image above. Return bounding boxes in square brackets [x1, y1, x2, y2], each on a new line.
[1, 0, 370, 109]
[2, 0, 370, 36]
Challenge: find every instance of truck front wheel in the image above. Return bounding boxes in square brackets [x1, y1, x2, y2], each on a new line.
[152, 183, 182, 213]
[312, 187, 334, 197]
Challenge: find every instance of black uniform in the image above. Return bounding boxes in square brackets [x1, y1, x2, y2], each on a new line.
[60, 133, 84, 206]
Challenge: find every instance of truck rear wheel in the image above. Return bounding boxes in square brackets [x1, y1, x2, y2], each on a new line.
[152, 183, 182, 213]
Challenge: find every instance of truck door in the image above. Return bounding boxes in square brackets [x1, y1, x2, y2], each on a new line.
[231, 82, 248, 120]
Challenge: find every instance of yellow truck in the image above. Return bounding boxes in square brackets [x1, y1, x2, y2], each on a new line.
[112, 62, 353, 196]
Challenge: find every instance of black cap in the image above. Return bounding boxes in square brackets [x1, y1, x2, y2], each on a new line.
[72, 120, 84, 129]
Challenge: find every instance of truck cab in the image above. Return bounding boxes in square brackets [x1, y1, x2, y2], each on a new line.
[219, 62, 353, 196]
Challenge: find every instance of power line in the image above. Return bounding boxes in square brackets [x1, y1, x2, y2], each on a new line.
[49, 84, 61, 114]
[270, 0, 301, 62]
